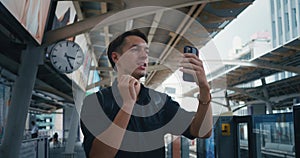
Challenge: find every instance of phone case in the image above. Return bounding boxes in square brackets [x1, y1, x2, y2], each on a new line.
[183, 46, 199, 82]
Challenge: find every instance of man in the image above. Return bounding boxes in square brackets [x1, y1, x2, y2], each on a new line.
[50, 132, 61, 148]
[80, 29, 212, 158]
[31, 121, 38, 138]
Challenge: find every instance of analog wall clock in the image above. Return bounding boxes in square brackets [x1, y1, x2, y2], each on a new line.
[50, 40, 84, 73]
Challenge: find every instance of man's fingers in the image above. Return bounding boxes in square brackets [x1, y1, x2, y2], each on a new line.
[180, 58, 203, 66]
[180, 63, 202, 71]
[179, 68, 197, 76]
[129, 81, 136, 100]
[118, 75, 140, 101]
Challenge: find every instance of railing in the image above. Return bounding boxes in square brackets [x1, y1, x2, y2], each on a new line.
[49, 142, 86, 158]
[20, 137, 49, 158]
[261, 143, 295, 158]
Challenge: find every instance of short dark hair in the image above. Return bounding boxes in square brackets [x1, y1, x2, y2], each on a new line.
[53, 133, 58, 139]
[107, 29, 148, 68]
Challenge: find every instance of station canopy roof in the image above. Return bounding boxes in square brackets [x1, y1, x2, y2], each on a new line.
[184, 37, 300, 109]
[0, 0, 255, 113]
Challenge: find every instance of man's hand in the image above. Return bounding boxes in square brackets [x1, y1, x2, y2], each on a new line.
[117, 75, 141, 107]
[180, 53, 212, 138]
[180, 53, 210, 104]
[180, 53, 209, 88]
[89, 75, 141, 158]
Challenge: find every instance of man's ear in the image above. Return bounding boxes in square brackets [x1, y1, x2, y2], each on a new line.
[111, 52, 120, 63]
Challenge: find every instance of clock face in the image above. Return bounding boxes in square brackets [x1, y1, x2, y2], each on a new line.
[50, 40, 84, 73]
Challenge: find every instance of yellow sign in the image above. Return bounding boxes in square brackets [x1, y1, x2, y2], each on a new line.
[222, 123, 231, 136]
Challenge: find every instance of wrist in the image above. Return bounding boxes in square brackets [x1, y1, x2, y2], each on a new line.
[198, 93, 211, 105]
[122, 102, 134, 112]
[198, 83, 210, 91]
[198, 84, 211, 105]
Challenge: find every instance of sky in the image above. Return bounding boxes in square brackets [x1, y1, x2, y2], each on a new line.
[158, 0, 273, 113]
[209, 0, 272, 60]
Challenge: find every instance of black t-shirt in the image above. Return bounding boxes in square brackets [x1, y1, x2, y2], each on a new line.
[80, 83, 195, 158]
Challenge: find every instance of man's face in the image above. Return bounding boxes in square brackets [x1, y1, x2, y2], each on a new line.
[115, 35, 149, 79]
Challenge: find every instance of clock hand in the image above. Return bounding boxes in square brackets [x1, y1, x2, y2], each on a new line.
[64, 53, 74, 69]
[65, 54, 76, 60]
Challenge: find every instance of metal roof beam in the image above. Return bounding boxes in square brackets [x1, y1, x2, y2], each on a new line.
[283, 45, 300, 51]
[227, 87, 270, 104]
[86, 78, 111, 90]
[199, 11, 235, 23]
[251, 61, 300, 74]
[210, 1, 252, 9]
[124, 0, 221, 9]
[84, 9, 104, 15]
[28, 107, 51, 114]
[148, 10, 164, 44]
[55, 0, 125, 9]
[269, 93, 300, 103]
[34, 85, 73, 103]
[44, 0, 221, 45]
[259, 56, 282, 61]
[44, 10, 117, 45]
[209, 60, 300, 74]
[270, 51, 297, 57]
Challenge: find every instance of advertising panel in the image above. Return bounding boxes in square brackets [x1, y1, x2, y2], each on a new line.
[0, 0, 51, 44]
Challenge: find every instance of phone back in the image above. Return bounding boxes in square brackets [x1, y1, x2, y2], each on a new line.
[183, 46, 199, 82]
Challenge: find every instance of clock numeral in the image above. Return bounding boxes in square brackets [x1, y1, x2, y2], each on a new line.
[50, 41, 84, 73]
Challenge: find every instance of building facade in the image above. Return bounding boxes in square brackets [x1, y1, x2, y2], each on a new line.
[270, 0, 300, 47]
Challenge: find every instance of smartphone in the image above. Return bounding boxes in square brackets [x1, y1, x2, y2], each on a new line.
[183, 46, 199, 82]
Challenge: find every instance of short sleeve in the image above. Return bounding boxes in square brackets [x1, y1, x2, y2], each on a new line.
[182, 124, 196, 139]
[80, 90, 113, 157]
[162, 95, 196, 139]
[80, 120, 94, 157]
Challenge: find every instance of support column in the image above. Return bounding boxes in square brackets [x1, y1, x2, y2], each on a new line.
[181, 136, 189, 158]
[172, 135, 181, 158]
[64, 106, 79, 158]
[0, 45, 43, 158]
[225, 90, 232, 111]
[261, 78, 272, 114]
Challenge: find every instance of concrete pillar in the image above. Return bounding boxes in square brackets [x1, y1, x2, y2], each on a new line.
[261, 78, 272, 114]
[181, 136, 189, 158]
[247, 104, 266, 115]
[165, 134, 172, 158]
[63, 106, 79, 157]
[172, 135, 181, 158]
[224, 90, 232, 111]
[265, 102, 273, 114]
[0, 45, 43, 158]
[293, 98, 300, 105]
